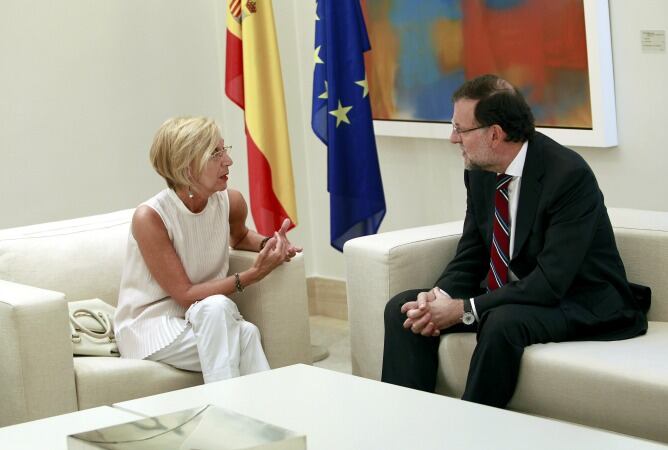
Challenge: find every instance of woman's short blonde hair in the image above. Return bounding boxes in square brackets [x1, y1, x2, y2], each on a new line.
[149, 117, 221, 191]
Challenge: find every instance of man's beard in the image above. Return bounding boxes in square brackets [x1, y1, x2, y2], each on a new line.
[463, 149, 493, 172]
[464, 157, 485, 171]
[465, 161, 484, 171]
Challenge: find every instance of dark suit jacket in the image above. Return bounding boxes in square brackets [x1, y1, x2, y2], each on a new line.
[436, 132, 647, 340]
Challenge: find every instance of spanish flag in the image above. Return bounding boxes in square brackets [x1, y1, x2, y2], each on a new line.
[225, 0, 297, 235]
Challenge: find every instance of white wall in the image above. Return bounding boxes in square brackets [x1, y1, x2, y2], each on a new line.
[580, 0, 668, 209]
[2, 0, 667, 282]
[0, 0, 226, 226]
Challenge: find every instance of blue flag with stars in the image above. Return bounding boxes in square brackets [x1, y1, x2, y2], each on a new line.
[311, 0, 386, 252]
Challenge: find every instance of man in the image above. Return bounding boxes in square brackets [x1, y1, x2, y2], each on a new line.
[381, 74, 648, 408]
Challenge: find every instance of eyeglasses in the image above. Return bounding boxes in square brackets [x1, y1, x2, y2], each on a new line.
[451, 123, 489, 136]
[209, 145, 232, 161]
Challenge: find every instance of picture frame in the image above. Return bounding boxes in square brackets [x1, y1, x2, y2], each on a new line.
[371, 0, 617, 148]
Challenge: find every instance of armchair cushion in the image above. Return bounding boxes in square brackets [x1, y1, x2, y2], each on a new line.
[73, 357, 203, 410]
[344, 221, 463, 379]
[436, 322, 668, 441]
[0, 281, 77, 426]
[229, 251, 311, 369]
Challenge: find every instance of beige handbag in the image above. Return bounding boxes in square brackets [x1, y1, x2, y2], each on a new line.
[68, 298, 120, 357]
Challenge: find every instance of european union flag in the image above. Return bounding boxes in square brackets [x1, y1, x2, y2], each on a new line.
[312, 0, 386, 252]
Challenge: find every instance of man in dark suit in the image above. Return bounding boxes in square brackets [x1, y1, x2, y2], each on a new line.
[381, 74, 647, 408]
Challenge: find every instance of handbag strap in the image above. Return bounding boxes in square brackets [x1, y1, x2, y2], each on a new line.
[70, 308, 114, 339]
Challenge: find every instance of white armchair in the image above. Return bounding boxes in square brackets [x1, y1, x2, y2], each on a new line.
[0, 209, 311, 427]
[344, 208, 668, 443]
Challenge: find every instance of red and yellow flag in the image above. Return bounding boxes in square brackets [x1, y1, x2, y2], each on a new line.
[225, 0, 297, 235]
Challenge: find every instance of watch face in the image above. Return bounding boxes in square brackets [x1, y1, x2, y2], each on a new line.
[462, 312, 475, 325]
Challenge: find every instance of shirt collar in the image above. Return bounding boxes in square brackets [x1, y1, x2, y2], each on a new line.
[503, 141, 528, 178]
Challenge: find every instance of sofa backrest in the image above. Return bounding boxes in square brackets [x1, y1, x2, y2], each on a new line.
[609, 208, 668, 322]
[1, 207, 666, 318]
[0, 209, 133, 306]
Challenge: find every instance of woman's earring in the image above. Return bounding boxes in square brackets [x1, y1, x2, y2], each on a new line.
[188, 188, 194, 199]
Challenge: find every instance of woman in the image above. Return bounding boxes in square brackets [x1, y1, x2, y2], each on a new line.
[114, 116, 301, 382]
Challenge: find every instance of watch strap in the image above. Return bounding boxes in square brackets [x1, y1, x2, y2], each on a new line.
[463, 297, 473, 314]
[234, 272, 244, 293]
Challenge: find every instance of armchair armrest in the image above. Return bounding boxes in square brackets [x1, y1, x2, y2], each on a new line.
[0, 280, 77, 426]
[228, 251, 311, 368]
[343, 221, 464, 380]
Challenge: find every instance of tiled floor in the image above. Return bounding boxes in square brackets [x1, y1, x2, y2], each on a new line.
[309, 315, 351, 374]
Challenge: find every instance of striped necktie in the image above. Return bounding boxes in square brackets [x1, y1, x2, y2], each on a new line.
[488, 174, 513, 290]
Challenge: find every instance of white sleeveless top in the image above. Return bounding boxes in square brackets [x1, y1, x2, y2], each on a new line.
[114, 188, 230, 359]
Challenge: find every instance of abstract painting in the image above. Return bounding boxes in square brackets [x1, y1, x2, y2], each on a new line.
[363, 0, 617, 146]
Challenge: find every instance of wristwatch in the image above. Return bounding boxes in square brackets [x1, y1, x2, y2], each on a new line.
[462, 298, 476, 325]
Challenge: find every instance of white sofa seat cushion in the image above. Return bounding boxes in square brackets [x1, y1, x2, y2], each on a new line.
[437, 321, 668, 443]
[73, 357, 203, 410]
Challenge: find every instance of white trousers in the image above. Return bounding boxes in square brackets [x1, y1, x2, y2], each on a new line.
[146, 295, 270, 383]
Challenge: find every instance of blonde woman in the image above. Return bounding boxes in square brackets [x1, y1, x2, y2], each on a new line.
[114, 117, 301, 382]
